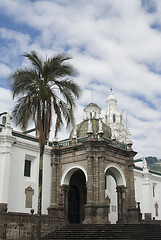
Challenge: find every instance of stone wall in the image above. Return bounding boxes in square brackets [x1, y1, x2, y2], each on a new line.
[0, 212, 65, 240]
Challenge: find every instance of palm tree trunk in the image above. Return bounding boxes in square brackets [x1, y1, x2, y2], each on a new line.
[38, 145, 44, 215]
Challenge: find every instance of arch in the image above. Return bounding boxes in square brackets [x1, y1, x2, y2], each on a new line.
[104, 164, 126, 186]
[61, 165, 88, 186]
[105, 164, 126, 224]
[2, 116, 6, 125]
[68, 170, 87, 223]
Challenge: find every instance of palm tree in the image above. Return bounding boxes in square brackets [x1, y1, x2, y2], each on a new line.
[9, 51, 81, 215]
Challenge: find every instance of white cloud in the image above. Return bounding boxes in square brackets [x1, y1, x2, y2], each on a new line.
[0, 28, 30, 51]
[0, 63, 11, 78]
[0, 0, 161, 158]
[0, 87, 13, 113]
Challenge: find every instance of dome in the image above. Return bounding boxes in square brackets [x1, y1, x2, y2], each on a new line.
[70, 119, 111, 139]
[83, 102, 101, 120]
[107, 92, 117, 102]
[85, 102, 101, 109]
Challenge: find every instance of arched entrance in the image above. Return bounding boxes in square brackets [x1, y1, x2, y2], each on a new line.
[105, 174, 117, 223]
[61, 167, 87, 224]
[105, 164, 126, 224]
[68, 185, 80, 223]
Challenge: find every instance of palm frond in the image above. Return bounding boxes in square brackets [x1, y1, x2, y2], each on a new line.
[49, 54, 78, 78]
[10, 69, 40, 98]
[23, 51, 43, 74]
[55, 79, 81, 98]
[10, 50, 81, 144]
[12, 95, 32, 130]
[59, 100, 75, 128]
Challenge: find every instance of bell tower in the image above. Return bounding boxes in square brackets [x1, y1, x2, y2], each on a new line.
[104, 90, 132, 144]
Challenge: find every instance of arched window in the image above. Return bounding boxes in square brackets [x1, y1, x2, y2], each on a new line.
[2, 116, 6, 125]
[113, 114, 116, 123]
[105, 115, 107, 123]
[120, 115, 123, 124]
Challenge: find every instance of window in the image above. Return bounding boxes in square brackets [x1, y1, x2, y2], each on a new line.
[153, 183, 157, 198]
[153, 185, 155, 197]
[2, 116, 6, 125]
[113, 114, 116, 123]
[120, 115, 123, 124]
[105, 176, 107, 189]
[112, 205, 117, 212]
[24, 160, 31, 177]
[105, 115, 107, 123]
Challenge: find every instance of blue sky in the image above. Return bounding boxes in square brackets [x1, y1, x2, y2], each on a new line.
[0, 0, 161, 159]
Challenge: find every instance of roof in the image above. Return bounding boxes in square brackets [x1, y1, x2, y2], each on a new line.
[84, 102, 101, 110]
[70, 118, 111, 139]
[0, 112, 7, 116]
[107, 92, 117, 102]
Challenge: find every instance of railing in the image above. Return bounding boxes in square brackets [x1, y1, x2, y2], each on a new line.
[103, 138, 112, 144]
[58, 136, 127, 150]
[58, 139, 72, 147]
[77, 137, 88, 143]
[58, 137, 88, 147]
[117, 142, 127, 149]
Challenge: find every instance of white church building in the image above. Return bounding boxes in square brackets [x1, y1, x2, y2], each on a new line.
[0, 91, 161, 223]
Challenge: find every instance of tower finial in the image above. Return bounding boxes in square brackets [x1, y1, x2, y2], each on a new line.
[110, 88, 113, 92]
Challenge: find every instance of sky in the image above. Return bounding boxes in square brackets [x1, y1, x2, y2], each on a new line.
[0, 0, 161, 159]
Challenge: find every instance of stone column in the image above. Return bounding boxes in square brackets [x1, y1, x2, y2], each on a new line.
[97, 155, 110, 223]
[83, 155, 94, 224]
[127, 160, 136, 208]
[48, 150, 59, 215]
[86, 156, 94, 205]
[51, 162, 58, 206]
[126, 156, 141, 223]
[99, 156, 105, 205]
[116, 185, 126, 223]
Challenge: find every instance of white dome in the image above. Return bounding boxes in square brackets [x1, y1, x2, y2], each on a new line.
[107, 92, 117, 102]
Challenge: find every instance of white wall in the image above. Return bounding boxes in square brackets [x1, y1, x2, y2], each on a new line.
[134, 168, 161, 220]
[4, 132, 52, 214]
[1, 120, 161, 220]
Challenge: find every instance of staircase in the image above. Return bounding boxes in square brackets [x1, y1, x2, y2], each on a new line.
[42, 224, 161, 240]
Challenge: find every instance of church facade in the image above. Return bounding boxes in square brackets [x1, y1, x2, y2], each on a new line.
[0, 92, 161, 224]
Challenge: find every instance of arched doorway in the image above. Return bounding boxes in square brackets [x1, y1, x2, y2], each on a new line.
[68, 185, 80, 223]
[68, 169, 86, 223]
[105, 174, 117, 223]
[68, 169, 87, 223]
[105, 164, 126, 224]
[61, 167, 87, 224]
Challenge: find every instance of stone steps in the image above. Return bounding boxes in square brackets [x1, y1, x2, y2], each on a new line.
[42, 224, 161, 240]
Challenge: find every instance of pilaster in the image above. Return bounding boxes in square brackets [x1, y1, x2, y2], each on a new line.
[48, 141, 59, 214]
[98, 155, 105, 205]
[86, 155, 94, 205]
[0, 124, 15, 212]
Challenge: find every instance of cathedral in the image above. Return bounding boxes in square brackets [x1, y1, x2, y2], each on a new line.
[0, 91, 161, 224]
